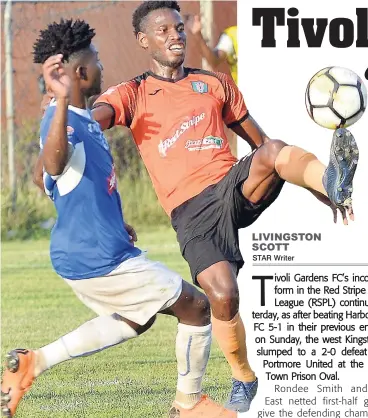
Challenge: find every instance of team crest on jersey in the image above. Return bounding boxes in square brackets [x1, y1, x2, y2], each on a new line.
[191, 81, 208, 94]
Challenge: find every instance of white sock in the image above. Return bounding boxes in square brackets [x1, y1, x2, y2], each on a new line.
[35, 315, 137, 376]
[175, 323, 212, 408]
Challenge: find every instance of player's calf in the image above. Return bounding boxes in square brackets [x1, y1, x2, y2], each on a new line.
[197, 262, 258, 411]
[161, 281, 212, 409]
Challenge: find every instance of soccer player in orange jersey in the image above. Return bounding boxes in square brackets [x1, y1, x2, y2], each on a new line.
[91, 1, 358, 413]
[33, 1, 357, 414]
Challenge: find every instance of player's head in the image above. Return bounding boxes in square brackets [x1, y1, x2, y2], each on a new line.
[133, 1, 186, 69]
[33, 19, 102, 97]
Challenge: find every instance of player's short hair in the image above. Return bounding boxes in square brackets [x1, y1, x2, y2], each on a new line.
[132, 1, 181, 36]
[33, 19, 95, 64]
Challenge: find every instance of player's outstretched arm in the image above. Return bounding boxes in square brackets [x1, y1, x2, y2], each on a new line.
[92, 103, 115, 131]
[42, 55, 71, 176]
[231, 115, 270, 150]
[92, 82, 136, 131]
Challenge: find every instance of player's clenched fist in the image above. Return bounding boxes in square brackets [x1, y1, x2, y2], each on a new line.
[42, 54, 71, 100]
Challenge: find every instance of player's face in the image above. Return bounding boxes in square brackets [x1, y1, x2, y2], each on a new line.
[140, 8, 186, 68]
[83, 44, 103, 97]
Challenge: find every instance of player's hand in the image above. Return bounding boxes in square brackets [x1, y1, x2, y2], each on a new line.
[124, 222, 138, 245]
[185, 15, 202, 35]
[309, 189, 354, 225]
[42, 54, 71, 100]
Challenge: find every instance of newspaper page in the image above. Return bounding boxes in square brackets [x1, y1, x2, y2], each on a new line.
[238, 1, 368, 418]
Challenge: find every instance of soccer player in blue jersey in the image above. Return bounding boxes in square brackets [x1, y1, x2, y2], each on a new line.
[1, 20, 236, 418]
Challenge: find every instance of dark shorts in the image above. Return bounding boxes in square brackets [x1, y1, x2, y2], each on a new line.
[171, 151, 285, 285]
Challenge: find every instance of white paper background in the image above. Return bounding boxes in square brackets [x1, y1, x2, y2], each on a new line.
[237, 1, 368, 416]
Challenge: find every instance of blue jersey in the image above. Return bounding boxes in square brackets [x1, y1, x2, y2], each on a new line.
[40, 103, 141, 279]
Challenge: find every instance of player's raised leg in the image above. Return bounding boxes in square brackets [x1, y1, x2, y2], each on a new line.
[239, 132, 357, 224]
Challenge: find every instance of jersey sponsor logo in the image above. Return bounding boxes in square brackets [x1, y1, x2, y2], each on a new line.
[107, 165, 117, 195]
[191, 81, 208, 94]
[185, 136, 224, 151]
[158, 113, 206, 156]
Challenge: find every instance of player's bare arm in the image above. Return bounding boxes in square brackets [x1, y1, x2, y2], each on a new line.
[33, 153, 44, 191]
[231, 114, 270, 150]
[41, 55, 71, 176]
[186, 15, 227, 69]
[92, 103, 115, 130]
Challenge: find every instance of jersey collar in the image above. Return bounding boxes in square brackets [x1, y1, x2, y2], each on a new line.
[49, 99, 91, 119]
[147, 67, 189, 83]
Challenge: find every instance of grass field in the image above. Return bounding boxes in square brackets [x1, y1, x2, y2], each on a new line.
[1, 227, 231, 418]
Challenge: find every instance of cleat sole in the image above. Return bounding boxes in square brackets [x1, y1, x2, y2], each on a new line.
[5, 352, 20, 374]
[168, 407, 180, 418]
[323, 128, 359, 208]
[1, 407, 11, 418]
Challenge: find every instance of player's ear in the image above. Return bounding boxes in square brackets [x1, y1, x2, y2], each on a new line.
[137, 32, 148, 50]
[76, 66, 88, 81]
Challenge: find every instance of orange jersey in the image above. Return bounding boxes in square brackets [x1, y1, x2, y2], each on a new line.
[94, 69, 248, 215]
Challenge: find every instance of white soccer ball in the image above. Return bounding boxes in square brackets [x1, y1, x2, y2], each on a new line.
[305, 66, 367, 129]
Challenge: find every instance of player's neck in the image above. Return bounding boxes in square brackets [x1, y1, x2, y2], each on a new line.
[69, 90, 88, 109]
[150, 61, 184, 80]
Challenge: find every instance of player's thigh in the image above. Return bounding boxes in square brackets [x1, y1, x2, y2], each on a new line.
[64, 254, 183, 326]
[241, 140, 286, 202]
[217, 149, 285, 228]
[182, 234, 231, 286]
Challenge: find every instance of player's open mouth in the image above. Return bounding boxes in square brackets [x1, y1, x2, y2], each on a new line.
[168, 43, 185, 54]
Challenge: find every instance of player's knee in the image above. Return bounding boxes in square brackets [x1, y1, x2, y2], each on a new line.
[197, 262, 239, 321]
[167, 280, 210, 326]
[184, 285, 211, 326]
[261, 139, 288, 170]
[210, 287, 239, 321]
[191, 292, 211, 325]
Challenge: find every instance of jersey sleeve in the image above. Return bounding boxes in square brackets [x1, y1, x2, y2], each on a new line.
[93, 81, 138, 128]
[40, 106, 79, 150]
[216, 72, 249, 128]
[40, 106, 79, 198]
